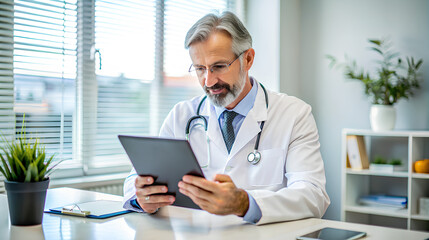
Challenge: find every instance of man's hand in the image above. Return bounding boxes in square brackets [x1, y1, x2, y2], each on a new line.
[178, 174, 249, 216]
[135, 176, 175, 213]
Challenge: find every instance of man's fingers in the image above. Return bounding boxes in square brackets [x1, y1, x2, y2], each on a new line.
[213, 174, 232, 183]
[179, 187, 210, 207]
[182, 175, 217, 192]
[136, 185, 168, 196]
[135, 176, 153, 188]
[137, 201, 173, 214]
[178, 181, 211, 201]
[134, 180, 175, 214]
[138, 194, 175, 204]
[136, 195, 175, 214]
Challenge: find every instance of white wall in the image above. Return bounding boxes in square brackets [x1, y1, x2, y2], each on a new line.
[246, 0, 280, 91]
[279, 0, 301, 97]
[298, 0, 429, 220]
[247, 0, 429, 221]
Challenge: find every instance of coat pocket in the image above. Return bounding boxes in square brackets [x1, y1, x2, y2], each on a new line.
[247, 148, 285, 186]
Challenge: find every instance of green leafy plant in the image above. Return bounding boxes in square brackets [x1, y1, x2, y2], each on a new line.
[327, 39, 423, 105]
[0, 122, 58, 182]
[390, 158, 402, 166]
[372, 155, 402, 165]
[373, 155, 388, 164]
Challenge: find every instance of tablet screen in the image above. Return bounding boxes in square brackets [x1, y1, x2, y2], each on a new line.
[296, 227, 366, 240]
[118, 135, 205, 209]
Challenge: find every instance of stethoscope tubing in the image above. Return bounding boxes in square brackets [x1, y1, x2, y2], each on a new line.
[185, 83, 268, 167]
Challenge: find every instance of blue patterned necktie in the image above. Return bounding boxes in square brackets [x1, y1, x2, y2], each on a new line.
[221, 111, 238, 153]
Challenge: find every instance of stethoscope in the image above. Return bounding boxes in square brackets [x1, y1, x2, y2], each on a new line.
[185, 83, 268, 167]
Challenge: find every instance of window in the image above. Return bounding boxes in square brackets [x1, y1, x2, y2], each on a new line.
[88, 0, 157, 170]
[0, 0, 237, 178]
[0, 0, 14, 143]
[13, 0, 77, 169]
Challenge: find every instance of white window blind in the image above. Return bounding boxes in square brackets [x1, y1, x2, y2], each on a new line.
[85, 0, 156, 169]
[159, 0, 230, 126]
[0, 0, 14, 185]
[159, 0, 232, 129]
[13, 0, 77, 168]
[87, 0, 232, 171]
[164, 0, 229, 79]
[1, 0, 238, 177]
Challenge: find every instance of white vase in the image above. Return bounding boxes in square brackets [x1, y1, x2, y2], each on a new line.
[370, 105, 396, 131]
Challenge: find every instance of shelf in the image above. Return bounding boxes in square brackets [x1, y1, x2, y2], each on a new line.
[346, 169, 408, 178]
[342, 129, 429, 230]
[343, 128, 429, 137]
[345, 205, 408, 218]
[411, 214, 429, 221]
[412, 173, 429, 179]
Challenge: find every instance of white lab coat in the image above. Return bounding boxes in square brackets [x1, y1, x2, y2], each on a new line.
[123, 80, 330, 225]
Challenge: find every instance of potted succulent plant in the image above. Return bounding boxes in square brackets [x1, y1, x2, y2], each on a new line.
[327, 39, 424, 131]
[369, 155, 405, 173]
[0, 123, 57, 226]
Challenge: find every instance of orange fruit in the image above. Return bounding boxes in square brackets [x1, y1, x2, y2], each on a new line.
[414, 159, 429, 173]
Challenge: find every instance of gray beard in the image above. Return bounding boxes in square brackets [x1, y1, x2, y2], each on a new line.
[207, 70, 247, 108]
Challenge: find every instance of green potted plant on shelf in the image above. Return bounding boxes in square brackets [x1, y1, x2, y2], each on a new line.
[369, 155, 405, 173]
[0, 122, 58, 226]
[327, 39, 424, 131]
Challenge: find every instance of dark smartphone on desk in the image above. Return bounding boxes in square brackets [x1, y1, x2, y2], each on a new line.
[296, 227, 366, 240]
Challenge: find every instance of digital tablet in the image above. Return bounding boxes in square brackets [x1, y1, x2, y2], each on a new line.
[296, 227, 366, 240]
[118, 135, 205, 209]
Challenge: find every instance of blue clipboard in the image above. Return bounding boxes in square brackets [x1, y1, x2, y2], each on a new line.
[45, 200, 132, 219]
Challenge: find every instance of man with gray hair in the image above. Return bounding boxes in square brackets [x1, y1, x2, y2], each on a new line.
[123, 11, 330, 225]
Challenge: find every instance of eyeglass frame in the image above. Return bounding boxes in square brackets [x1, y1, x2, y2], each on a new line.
[188, 50, 248, 78]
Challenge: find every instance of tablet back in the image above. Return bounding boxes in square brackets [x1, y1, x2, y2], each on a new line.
[118, 135, 204, 209]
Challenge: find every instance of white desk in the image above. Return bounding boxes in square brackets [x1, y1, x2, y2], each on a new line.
[0, 188, 427, 240]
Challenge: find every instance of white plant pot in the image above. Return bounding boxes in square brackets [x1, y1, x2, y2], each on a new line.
[369, 163, 406, 172]
[370, 105, 396, 131]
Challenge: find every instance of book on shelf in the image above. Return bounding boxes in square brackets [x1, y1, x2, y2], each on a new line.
[359, 195, 407, 209]
[346, 135, 369, 170]
[346, 154, 351, 168]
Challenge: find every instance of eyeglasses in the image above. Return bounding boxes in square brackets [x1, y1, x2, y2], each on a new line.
[188, 50, 247, 78]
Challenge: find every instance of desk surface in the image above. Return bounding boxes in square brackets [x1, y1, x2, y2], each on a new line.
[0, 188, 427, 240]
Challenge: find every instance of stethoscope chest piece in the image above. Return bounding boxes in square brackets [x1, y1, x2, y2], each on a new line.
[247, 150, 261, 165]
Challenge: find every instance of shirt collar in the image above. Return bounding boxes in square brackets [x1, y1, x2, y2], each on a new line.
[214, 77, 258, 119]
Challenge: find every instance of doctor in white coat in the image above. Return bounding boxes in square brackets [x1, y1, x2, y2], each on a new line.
[123, 11, 330, 225]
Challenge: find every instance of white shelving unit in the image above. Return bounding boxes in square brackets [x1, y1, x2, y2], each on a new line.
[341, 129, 429, 232]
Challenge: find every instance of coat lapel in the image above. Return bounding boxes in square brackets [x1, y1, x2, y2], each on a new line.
[229, 83, 268, 159]
[198, 81, 269, 158]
